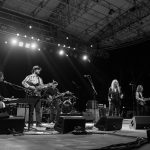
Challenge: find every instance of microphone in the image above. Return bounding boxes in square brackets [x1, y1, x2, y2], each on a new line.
[84, 75, 90, 77]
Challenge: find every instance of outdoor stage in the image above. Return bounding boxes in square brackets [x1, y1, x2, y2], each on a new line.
[0, 119, 150, 150]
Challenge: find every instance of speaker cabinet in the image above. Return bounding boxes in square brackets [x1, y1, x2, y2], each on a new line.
[54, 116, 85, 134]
[130, 116, 150, 129]
[0, 116, 25, 134]
[95, 116, 123, 131]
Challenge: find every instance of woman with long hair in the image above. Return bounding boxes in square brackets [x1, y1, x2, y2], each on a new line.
[108, 79, 123, 116]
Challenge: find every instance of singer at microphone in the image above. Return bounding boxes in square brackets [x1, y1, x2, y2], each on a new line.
[84, 75, 90, 77]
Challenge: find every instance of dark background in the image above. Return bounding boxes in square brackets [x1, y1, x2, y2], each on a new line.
[1, 40, 150, 112]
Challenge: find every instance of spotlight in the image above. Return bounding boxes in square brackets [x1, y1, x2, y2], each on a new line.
[11, 38, 18, 45]
[16, 33, 20, 36]
[29, 25, 32, 29]
[68, 46, 70, 48]
[25, 43, 30, 48]
[63, 45, 66, 47]
[73, 48, 76, 50]
[37, 39, 40, 41]
[5, 41, 8, 44]
[24, 35, 27, 38]
[90, 45, 93, 48]
[58, 44, 61, 47]
[31, 37, 34, 39]
[82, 55, 90, 62]
[82, 55, 88, 61]
[38, 48, 41, 51]
[66, 37, 69, 39]
[59, 50, 65, 56]
[31, 43, 37, 49]
[18, 41, 24, 47]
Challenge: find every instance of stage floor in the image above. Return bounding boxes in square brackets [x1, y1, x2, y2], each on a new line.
[0, 119, 150, 150]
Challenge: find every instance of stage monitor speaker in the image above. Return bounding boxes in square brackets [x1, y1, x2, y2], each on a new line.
[130, 116, 150, 129]
[0, 116, 25, 134]
[54, 116, 85, 134]
[95, 116, 123, 131]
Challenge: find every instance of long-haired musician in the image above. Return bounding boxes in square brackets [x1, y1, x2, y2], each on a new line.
[108, 79, 123, 116]
[135, 85, 150, 116]
[22, 65, 43, 127]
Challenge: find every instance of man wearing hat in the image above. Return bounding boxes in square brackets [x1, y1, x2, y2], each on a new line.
[22, 65, 43, 127]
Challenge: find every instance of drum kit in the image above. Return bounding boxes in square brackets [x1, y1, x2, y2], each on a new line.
[42, 90, 78, 115]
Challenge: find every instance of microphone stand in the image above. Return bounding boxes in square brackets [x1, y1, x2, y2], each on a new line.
[4, 81, 25, 91]
[130, 83, 136, 116]
[86, 76, 98, 122]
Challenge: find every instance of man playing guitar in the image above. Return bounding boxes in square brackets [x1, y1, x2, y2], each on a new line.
[135, 85, 150, 116]
[22, 65, 57, 127]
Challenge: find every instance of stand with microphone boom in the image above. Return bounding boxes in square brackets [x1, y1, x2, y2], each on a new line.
[84, 75, 98, 122]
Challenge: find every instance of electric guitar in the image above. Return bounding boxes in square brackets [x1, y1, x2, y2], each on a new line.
[137, 98, 150, 106]
[26, 80, 58, 97]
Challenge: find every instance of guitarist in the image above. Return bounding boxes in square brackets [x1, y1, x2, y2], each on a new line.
[22, 65, 44, 127]
[135, 85, 149, 116]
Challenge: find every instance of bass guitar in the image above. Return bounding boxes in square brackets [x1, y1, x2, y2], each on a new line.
[137, 98, 150, 106]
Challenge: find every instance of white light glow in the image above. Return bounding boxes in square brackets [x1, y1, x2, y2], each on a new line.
[25, 43, 30, 48]
[82, 55, 88, 60]
[18, 41, 24, 47]
[31, 43, 37, 49]
[59, 50, 65, 56]
[11, 38, 18, 45]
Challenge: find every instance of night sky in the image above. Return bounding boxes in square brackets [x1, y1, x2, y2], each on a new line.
[0, 40, 150, 112]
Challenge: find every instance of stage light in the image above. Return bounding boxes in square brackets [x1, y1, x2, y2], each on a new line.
[68, 46, 70, 48]
[73, 48, 76, 50]
[31, 43, 37, 49]
[82, 54, 90, 62]
[59, 50, 65, 56]
[18, 41, 24, 47]
[90, 45, 93, 48]
[38, 48, 41, 51]
[66, 54, 69, 57]
[25, 43, 30, 48]
[66, 37, 69, 39]
[37, 39, 40, 41]
[63, 45, 66, 47]
[11, 38, 18, 45]
[24, 35, 27, 38]
[58, 44, 61, 47]
[16, 33, 20, 36]
[29, 25, 32, 29]
[31, 37, 34, 39]
[5, 41, 8, 44]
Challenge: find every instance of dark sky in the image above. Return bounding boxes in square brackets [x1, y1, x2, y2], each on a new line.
[0, 40, 150, 111]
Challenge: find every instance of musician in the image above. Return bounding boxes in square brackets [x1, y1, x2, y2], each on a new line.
[108, 79, 123, 116]
[22, 66, 44, 127]
[135, 85, 150, 116]
[46, 86, 62, 123]
[0, 71, 6, 108]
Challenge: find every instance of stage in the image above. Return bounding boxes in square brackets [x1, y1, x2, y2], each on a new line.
[0, 119, 150, 150]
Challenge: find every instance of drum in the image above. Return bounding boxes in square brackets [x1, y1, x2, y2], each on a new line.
[61, 99, 72, 113]
[0, 101, 5, 109]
